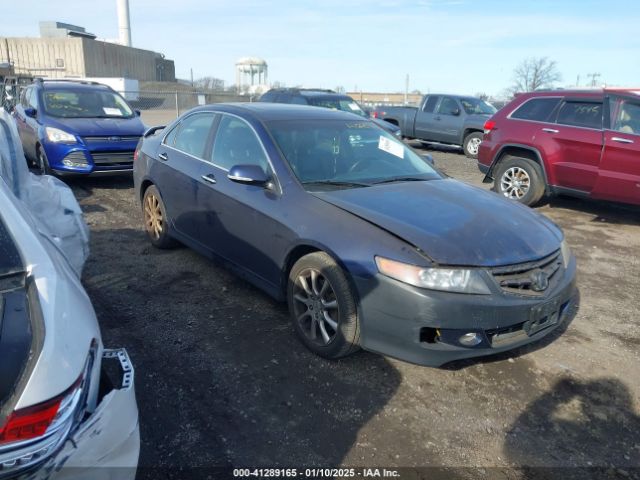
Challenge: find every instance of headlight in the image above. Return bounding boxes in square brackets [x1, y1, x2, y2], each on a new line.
[375, 256, 491, 294]
[560, 239, 572, 268]
[45, 127, 76, 143]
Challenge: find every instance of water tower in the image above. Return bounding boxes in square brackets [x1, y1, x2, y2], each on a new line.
[235, 57, 268, 94]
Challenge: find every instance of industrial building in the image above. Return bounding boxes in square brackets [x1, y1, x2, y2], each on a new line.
[1, 21, 175, 82]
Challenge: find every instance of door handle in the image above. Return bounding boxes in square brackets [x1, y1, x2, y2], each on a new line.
[611, 137, 634, 144]
[158, 152, 168, 161]
[201, 173, 216, 184]
[542, 128, 559, 133]
[435, 116, 441, 121]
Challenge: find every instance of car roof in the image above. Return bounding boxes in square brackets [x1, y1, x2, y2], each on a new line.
[190, 103, 368, 122]
[39, 81, 113, 91]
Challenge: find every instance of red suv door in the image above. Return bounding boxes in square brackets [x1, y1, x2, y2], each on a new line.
[591, 95, 640, 205]
[544, 97, 604, 193]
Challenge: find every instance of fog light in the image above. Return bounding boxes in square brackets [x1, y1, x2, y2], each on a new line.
[62, 158, 88, 168]
[459, 332, 482, 347]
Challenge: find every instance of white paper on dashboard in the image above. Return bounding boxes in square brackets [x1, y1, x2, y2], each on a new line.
[378, 136, 404, 159]
[103, 107, 123, 116]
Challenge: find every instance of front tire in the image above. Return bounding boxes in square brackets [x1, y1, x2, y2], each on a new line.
[493, 156, 546, 206]
[142, 185, 177, 249]
[287, 252, 360, 359]
[463, 132, 483, 159]
[36, 147, 52, 175]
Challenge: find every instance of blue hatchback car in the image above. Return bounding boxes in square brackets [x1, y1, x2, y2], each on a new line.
[134, 103, 578, 367]
[13, 79, 145, 175]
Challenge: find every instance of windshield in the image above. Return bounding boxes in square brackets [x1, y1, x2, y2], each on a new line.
[42, 89, 134, 118]
[308, 98, 368, 118]
[268, 119, 441, 188]
[460, 98, 497, 115]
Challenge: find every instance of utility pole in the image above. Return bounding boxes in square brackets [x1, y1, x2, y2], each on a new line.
[404, 74, 409, 105]
[587, 72, 601, 87]
[190, 68, 194, 87]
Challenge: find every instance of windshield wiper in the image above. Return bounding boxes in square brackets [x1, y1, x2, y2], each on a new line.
[302, 180, 371, 188]
[370, 176, 428, 185]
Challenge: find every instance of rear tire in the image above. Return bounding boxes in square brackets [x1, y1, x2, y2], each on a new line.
[142, 185, 177, 249]
[493, 155, 546, 206]
[287, 252, 360, 359]
[463, 132, 483, 159]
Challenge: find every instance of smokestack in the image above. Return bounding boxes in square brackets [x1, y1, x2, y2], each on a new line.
[117, 0, 132, 47]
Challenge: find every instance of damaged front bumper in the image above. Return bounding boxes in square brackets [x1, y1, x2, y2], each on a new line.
[5, 349, 139, 480]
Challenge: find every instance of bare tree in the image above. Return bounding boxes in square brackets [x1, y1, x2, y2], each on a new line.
[475, 92, 490, 101]
[195, 76, 225, 91]
[334, 85, 345, 93]
[510, 57, 561, 93]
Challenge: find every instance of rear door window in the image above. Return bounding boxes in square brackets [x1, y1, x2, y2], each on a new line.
[422, 96, 440, 113]
[437, 97, 459, 115]
[555, 100, 603, 129]
[172, 112, 216, 159]
[510, 97, 561, 122]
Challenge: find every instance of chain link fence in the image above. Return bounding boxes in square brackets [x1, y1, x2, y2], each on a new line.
[125, 91, 252, 126]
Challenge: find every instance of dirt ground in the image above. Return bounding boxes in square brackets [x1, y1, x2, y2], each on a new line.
[68, 142, 640, 479]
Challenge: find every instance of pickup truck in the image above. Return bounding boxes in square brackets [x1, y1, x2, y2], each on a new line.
[372, 94, 497, 158]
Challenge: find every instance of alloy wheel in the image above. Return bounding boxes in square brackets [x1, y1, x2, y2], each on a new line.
[292, 268, 340, 346]
[467, 137, 481, 156]
[500, 166, 531, 199]
[144, 193, 164, 240]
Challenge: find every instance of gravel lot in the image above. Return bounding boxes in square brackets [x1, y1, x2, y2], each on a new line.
[68, 143, 640, 479]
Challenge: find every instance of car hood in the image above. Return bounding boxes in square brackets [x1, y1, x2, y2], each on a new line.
[312, 179, 562, 267]
[46, 116, 145, 137]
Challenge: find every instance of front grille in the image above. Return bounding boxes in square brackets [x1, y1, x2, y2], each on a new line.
[82, 135, 141, 144]
[90, 151, 134, 166]
[491, 250, 563, 297]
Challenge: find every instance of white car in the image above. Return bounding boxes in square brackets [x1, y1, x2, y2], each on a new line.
[0, 111, 139, 479]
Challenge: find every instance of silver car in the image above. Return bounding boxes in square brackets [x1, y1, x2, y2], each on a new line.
[0, 111, 139, 479]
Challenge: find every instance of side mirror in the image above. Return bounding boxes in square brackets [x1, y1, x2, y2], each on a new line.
[135, 109, 141, 117]
[24, 107, 37, 118]
[422, 153, 435, 165]
[228, 164, 270, 186]
[451, 108, 461, 116]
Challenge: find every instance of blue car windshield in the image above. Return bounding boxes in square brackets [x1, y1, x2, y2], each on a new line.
[41, 89, 134, 119]
[268, 120, 441, 187]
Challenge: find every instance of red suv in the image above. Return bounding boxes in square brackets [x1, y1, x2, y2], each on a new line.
[478, 89, 640, 207]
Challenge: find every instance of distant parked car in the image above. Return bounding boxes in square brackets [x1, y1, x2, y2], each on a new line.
[0, 111, 139, 478]
[372, 94, 497, 158]
[12, 79, 145, 176]
[134, 103, 577, 367]
[478, 89, 640, 207]
[259, 88, 404, 139]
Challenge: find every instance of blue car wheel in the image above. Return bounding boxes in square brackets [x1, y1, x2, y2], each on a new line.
[288, 252, 360, 359]
[36, 147, 52, 175]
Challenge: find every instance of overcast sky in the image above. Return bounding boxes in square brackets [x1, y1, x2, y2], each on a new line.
[4, 0, 639, 96]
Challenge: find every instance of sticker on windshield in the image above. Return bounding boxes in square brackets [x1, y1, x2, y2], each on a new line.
[103, 107, 123, 116]
[348, 102, 362, 111]
[378, 136, 404, 159]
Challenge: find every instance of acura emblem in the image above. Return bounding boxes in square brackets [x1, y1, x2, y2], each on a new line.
[530, 270, 549, 292]
[108, 136, 122, 142]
